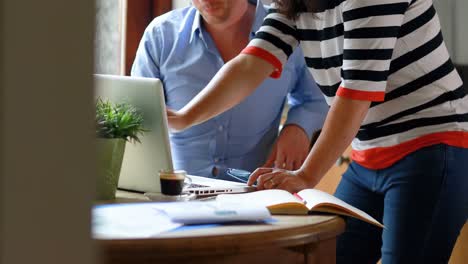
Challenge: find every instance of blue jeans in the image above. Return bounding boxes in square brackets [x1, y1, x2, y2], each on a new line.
[334, 144, 468, 263]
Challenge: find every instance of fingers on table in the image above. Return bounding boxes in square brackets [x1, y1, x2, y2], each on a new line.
[257, 171, 285, 190]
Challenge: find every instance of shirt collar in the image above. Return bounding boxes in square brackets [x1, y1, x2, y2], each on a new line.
[189, 7, 202, 43]
[189, 0, 266, 43]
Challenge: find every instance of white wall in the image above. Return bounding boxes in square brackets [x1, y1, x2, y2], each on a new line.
[95, 0, 123, 75]
[452, 0, 468, 64]
[434, 1, 454, 61]
[173, 0, 190, 9]
[434, 0, 468, 64]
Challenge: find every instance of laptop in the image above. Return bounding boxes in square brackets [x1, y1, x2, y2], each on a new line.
[94, 74, 255, 196]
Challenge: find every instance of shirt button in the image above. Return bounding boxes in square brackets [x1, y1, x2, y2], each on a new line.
[211, 166, 219, 177]
[218, 125, 223, 131]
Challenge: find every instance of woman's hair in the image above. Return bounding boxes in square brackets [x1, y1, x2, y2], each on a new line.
[273, 0, 326, 19]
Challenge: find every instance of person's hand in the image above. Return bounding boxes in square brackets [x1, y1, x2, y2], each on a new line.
[263, 125, 310, 170]
[247, 168, 318, 193]
[166, 108, 189, 132]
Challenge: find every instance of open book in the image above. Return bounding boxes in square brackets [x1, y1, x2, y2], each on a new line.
[216, 189, 384, 228]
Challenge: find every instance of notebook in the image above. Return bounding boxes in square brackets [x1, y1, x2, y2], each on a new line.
[94, 74, 255, 196]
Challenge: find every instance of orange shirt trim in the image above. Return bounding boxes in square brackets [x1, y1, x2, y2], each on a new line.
[241, 46, 283, 79]
[352, 131, 468, 169]
[337, 86, 385, 102]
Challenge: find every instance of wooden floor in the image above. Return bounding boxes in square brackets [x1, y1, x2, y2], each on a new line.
[450, 223, 468, 264]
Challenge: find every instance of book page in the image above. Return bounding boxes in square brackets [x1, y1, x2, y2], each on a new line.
[216, 189, 302, 207]
[298, 189, 384, 228]
[217, 190, 308, 214]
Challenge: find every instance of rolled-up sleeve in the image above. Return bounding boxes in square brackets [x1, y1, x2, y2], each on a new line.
[241, 10, 299, 79]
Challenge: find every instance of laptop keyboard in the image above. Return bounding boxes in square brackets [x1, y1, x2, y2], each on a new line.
[186, 183, 209, 189]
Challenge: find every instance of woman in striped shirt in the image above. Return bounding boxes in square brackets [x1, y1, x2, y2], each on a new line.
[168, 0, 468, 262]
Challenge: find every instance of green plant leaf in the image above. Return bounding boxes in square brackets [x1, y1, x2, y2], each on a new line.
[95, 98, 148, 143]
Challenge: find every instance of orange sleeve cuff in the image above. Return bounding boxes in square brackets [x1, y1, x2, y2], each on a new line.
[241, 46, 283, 79]
[337, 86, 385, 102]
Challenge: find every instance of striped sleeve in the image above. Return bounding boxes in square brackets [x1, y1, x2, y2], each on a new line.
[338, 0, 411, 101]
[241, 11, 299, 79]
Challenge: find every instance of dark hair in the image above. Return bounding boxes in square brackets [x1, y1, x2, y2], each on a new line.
[272, 0, 326, 19]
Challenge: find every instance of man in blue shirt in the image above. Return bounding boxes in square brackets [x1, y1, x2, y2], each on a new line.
[131, 0, 328, 181]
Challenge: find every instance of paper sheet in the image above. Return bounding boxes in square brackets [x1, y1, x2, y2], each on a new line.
[92, 203, 182, 239]
[153, 201, 272, 224]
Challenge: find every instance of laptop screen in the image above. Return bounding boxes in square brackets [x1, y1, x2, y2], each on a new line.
[94, 74, 173, 193]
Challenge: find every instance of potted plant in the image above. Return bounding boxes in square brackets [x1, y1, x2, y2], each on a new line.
[95, 99, 146, 200]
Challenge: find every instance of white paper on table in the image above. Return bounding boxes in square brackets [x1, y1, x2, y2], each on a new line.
[92, 203, 182, 239]
[153, 201, 272, 225]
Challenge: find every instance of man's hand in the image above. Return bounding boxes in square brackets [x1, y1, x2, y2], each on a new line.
[247, 167, 319, 193]
[166, 108, 189, 132]
[263, 125, 310, 170]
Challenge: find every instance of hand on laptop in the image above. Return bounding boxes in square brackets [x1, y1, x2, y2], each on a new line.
[247, 168, 312, 193]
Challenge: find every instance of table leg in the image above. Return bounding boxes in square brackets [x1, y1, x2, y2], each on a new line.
[288, 238, 337, 264]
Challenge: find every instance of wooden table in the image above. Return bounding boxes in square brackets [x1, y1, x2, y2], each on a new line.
[96, 191, 346, 264]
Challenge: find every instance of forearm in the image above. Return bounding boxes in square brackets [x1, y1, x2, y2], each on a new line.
[179, 54, 273, 128]
[300, 96, 371, 185]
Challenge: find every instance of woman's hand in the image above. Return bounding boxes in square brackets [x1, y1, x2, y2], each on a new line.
[247, 168, 319, 193]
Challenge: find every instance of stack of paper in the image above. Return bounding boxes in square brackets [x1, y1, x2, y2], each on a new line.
[92, 201, 272, 239]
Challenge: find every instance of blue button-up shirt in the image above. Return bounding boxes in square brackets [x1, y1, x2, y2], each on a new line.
[131, 0, 328, 179]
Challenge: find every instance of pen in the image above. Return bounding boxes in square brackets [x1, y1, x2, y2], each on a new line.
[293, 193, 307, 205]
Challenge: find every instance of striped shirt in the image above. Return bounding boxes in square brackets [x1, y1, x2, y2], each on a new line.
[242, 0, 468, 169]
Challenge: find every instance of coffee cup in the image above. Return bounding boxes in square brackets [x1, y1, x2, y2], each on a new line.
[159, 170, 192, 195]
